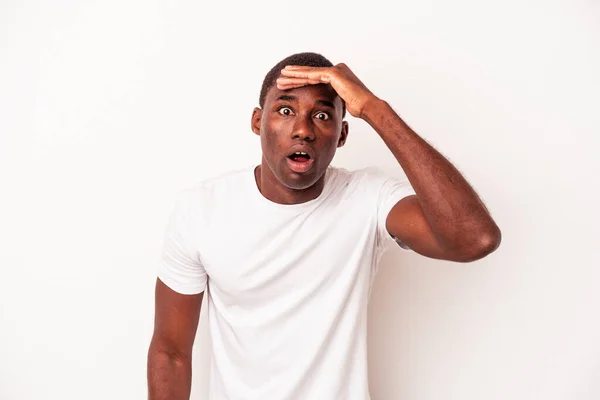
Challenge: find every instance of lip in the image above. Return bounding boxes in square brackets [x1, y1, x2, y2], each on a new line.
[287, 157, 314, 173]
[286, 145, 315, 173]
[287, 145, 314, 160]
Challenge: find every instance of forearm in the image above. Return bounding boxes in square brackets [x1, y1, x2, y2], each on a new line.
[147, 346, 192, 400]
[362, 98, 501, 253]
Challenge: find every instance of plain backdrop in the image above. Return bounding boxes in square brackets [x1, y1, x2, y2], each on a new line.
[1, 0, 599, 399]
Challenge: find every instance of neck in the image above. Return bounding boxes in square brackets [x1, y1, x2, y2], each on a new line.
[254, 161, 325, 205]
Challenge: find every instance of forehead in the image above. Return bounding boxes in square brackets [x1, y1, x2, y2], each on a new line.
[265, 80, 342, 108]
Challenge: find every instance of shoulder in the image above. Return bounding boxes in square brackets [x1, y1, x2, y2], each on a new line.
[175, 166, 254, 211]
[327, 165, 414, 207]
[328, 164, 392, 189]
[188, 165, 252, 193]
[323, 165, 387, 204]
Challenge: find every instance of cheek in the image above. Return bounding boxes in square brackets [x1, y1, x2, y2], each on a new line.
[318, 134, 342, 161]
[261, 127, 285, 157]
[264, 116, 289, 137]
[323, 129, 341, 148]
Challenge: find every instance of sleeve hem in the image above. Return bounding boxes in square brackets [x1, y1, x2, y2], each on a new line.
[157, 272, 206, 295]
[380, 187, 417, 250]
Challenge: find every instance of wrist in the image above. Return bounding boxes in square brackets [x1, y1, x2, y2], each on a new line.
[360, 96, 389, 124]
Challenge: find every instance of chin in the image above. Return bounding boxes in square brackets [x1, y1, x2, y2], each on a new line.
[278, 165, 323, 191]
[285, 177, 319, 191]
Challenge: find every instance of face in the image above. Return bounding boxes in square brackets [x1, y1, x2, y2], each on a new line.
[251, 80, 348, 191]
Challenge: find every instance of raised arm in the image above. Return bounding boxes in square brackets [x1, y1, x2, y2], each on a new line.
[367, 102, 501, 262]
[147, 278, 203, 400]
[278, 63, 501, 262]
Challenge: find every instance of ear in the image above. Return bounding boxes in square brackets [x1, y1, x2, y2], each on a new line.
[337, 121, 349, 148]
[251, 107, 262, 136]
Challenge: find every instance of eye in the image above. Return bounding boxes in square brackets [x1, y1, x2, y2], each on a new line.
[315, 112, 330, 121]
[278, 107, 293, 116]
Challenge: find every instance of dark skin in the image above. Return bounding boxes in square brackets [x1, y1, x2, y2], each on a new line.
[250, 81, 349, 204]
[148, 84, 350, 400]
[276, 63, 501, 261]
[147, 282, 201, 400]
[148, 63, 501, 399]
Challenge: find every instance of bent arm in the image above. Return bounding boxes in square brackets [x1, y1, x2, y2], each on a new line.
[364, 99, 501, 262]
[147, 278, 204, 400]
[276, 63, 501, 261]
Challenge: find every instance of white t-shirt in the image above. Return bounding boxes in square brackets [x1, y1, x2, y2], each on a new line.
[158, 165, 415, 400]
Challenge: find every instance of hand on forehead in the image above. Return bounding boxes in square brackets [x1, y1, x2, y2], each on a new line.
[264, 71, 343, 113]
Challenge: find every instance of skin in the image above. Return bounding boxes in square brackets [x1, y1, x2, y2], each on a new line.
[148, 62, 502, 399]
[250, 79, 348, 204]
[276, 63, 501, 261]
[147, 281, 201, 400]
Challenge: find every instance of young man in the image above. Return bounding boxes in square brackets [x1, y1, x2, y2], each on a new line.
[147, 52, 501, 400]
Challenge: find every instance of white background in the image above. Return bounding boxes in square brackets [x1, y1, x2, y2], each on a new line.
[1, 0, 599, 399]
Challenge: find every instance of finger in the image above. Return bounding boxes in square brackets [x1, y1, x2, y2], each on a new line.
[280, 70, 331, 83]
[277, 82, 312, 90]
[283, 65, 326, 71]
[276, 77, 329, 90]
[277, 80, 315, 90]
[277, 83, 310, 90]
[280, 68, 322, 78]
[277, 77, 323, 87]
[276, 79, 326, 91]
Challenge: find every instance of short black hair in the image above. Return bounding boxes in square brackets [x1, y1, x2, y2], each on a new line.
[259, 52, 346, 117]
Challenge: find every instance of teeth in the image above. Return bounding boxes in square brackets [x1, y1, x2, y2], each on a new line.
[294, 152, 307, 155]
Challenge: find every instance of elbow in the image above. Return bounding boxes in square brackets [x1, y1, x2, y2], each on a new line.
[477, 225, 502, 257]
[454, 225, 502, 263]
[148, 337, 192, 365]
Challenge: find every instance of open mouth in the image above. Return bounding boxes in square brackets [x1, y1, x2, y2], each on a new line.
[288, 151, 311, 163]
[286, 150, 314, 173]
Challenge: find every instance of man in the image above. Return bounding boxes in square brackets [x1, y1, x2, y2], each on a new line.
[147, 52, 501, 400]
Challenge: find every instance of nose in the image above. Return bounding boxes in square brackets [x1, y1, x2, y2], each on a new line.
[291, 114, 315, 142]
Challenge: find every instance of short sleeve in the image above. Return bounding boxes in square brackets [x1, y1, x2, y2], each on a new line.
[157, 189, 207, 295]
[365, 167, 416, 251]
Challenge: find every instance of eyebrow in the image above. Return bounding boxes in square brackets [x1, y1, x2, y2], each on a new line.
[276, 95, 297, 102]
[275, 95, 336, 110]
[316, 100, 336, 109]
